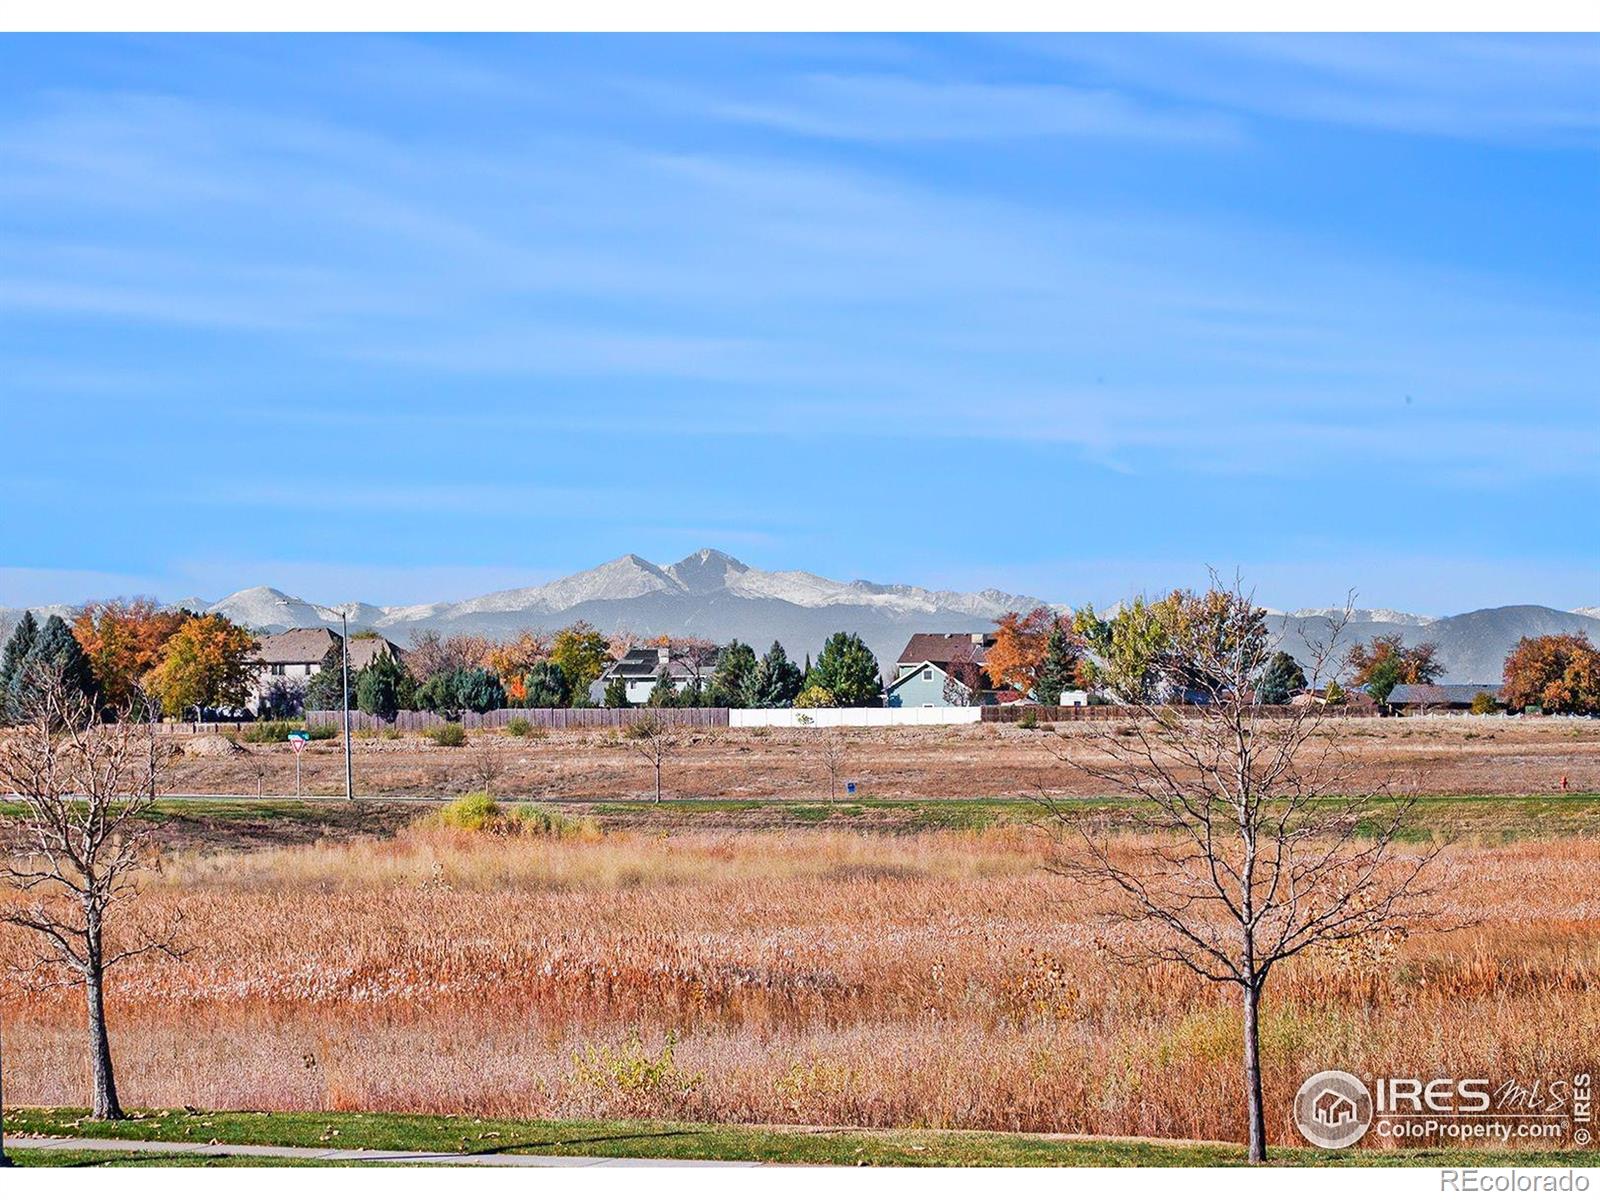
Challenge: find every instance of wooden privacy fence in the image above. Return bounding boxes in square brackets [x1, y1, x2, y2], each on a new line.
[304, 707, 729, 731]
[981, 704, 1373, 722]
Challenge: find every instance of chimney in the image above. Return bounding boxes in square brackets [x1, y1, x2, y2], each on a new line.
[971, 633, 984, 644]
[657, 647, 670, 664]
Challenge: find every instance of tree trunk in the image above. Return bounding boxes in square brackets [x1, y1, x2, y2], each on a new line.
[654, 760, 662, 804]
[1242, 981, 1267, 1163]
[0, 1009, 11, 1166]
[85, 968, 124, 1121]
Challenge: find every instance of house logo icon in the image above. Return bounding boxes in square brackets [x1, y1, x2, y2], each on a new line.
[1293, 1070, 1373, 1149]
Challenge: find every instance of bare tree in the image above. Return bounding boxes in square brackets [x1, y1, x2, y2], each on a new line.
[816, 727, 851, 803]
[471, 740, 504, 795]
[942, 644, 985, 707]
[625, 714, 680, 804]
[1043, 579, 1439, 1163]
[0, 671, 185, 1121]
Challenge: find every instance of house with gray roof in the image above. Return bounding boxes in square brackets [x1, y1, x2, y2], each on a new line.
[248, 627, 405, 713]
[1388, 683, 1502, 712]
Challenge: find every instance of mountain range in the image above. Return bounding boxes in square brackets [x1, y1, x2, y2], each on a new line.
[3, 548, 1597, 684]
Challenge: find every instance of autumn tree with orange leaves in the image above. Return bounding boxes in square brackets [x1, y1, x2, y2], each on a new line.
[984, 606, 1066, 700]
[1502, 633, 1600, 714]
[72, 599, 186, 713]
[143, 614, 258, 718]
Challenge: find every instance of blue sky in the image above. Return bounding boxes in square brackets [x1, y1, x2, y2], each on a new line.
[2, 34, 1596, 613]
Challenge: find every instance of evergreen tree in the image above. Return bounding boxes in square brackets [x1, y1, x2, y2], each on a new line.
[304, 640, 349, 711]
[709, 640, 757, 707]
[17, 615, 95, 713]
[812, 632, 882, 707]
[1256, 651, 1308, 706]
[1033, 624, 1083, 705]
[0, 610, 40, 720]
[646, 666, 679, 708]
[416, 670, 463, 720]
[603, 675, 630, 708]
[355, 652, 410, 723]
[456, 667, 506, 714]
[522, 660, 568, 707]
[751, 640, 805, 708]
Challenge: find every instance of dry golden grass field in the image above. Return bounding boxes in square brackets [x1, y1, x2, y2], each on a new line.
[3, 817, 1597, 1151]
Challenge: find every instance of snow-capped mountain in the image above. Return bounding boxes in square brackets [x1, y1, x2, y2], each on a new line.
[2, 549, 1595, 681]
[74, 550, 1051, 670]
[1283, 607, 1437, 627]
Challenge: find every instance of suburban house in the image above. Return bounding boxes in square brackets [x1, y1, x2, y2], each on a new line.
[1388, 683, 1503, 712]
[886, 633, 995, 707]
[1290, 687, 1380, 713]
[248, 627, 406, 711]
[590, 644, 711, 705]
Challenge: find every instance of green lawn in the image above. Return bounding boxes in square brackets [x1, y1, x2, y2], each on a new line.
[6, 1109, 1597, 1167]
[585, 793, 1600, 838]
[6, 793, 1595, 841]
[5, 1148, 353, 1167]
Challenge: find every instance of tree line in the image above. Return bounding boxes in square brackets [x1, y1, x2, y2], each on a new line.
[4, 593, 1599, 725]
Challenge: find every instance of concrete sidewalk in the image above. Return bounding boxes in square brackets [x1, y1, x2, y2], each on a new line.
[10, 1135, 772, 1167]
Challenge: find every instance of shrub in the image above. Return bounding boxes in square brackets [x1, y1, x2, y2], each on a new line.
[513, 803, 598, 839]
[1017, 711, 1038, 730]
[241, 720, 337, 744]
[427, 722, 467, 747]
[625, 716, 665, 740]
[570, 1030, 701, 1116]
[1470, 691, 1500, 715]
[793, 684, 835, 709]
[437, 792, 499, 831]
[505, 717, 532, 737]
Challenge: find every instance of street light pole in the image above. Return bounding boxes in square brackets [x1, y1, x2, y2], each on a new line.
[341, 609, 353, 802]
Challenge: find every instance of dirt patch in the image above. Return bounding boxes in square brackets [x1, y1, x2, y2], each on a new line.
[182, 734, 248, 759]
[151, 716, 1600, 803]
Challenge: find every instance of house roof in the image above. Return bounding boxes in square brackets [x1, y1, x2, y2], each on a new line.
[896, 632, 992, 668]
[347, 636, 406, 670]
[599, 645, 703, 681]
[255, 627, 337, 665]
[1389, 683, 1501, 706]
[886, 660, 972, 695]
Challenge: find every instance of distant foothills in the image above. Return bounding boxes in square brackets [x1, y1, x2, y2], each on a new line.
[2, 548, 1597, 686]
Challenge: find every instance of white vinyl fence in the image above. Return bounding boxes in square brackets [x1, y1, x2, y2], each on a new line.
[730, 707, 984, 728]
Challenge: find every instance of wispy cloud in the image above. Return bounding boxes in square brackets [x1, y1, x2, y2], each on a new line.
[654, 72, 1243, 144]
[1027, 34, 1600, 145]
[1, 35, 1594, 613]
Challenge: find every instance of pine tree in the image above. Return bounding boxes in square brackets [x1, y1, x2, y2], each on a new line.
[812, 632, 882, 707]
[709, 640, 757, 707]
[0, 611, 40, 720]
[455, 668, 506, 714]
[751, 640, 804, 707]
[603, 675, 630, 708]
[17, 615, 95, 714]
[355, 652, 411, 723]
[304, 639, 349, 712]
[1033, 623, 1083, 705]
[522, 660, 568, 707]
[1256, 651, 1308, 705]
[646, 666, 679, 708]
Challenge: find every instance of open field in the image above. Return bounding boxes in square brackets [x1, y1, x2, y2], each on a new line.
[8, 1109, 1600, 1167]
[2, 821, 1597, 1159]
[145, 716, 1600, 805]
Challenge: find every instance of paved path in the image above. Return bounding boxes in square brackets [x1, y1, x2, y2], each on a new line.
[11, 1135, 770, 1167]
